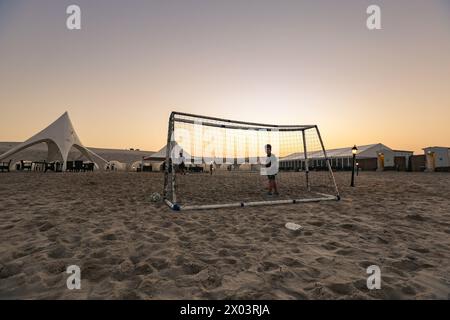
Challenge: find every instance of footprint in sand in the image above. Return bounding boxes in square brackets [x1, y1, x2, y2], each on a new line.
[327, 282, 354, 295]
[308, 220, 324, 227]
[38, 222, 55, 232]
[89, 249, 108, 259]
[315, 257, 334, 264]
[100, 233, 117, 241]
[181, 262, 203, 275]
[339, 223, 357, 231]
[151, 233, 170, 242]
[391, 259, 421, 272]
[406, 214, 427, 222]
[257, 261, 279, 272]
[150, 258, 170, 271]
[222, 258, 238, 266]
[409, 246, 430, 254]
[335, 248, 355, 256]
[82, 260, 111, 281]
[281, 257, 304, 268]
[178, 235, 190, 242]
[47, 245, 71, 259]
[321, 242, 337, 251]
[218, 249, 230, 257]
[91, 228, 104, 234]
[45, 260, 66, 274]
[0, 261, 23, 279]
[134, 262, 153, 275]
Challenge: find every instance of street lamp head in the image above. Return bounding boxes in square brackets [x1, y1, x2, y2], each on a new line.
[352, 145, 358, 155]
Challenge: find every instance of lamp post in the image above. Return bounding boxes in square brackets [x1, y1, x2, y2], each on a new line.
[351, 145, 358, 187]
[356, 162, 359, 176]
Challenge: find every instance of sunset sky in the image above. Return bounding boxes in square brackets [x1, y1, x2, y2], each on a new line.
[0, 0, 449, 153]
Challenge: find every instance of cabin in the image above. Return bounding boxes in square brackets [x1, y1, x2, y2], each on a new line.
[423, 147, 450, 172]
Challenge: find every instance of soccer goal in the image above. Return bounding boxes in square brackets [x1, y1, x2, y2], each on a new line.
[163, 112, 340, 210]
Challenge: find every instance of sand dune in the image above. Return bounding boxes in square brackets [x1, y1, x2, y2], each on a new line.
[0, 171, 449, 299]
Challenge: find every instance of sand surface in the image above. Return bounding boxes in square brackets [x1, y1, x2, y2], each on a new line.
[0, 171, 449, 299]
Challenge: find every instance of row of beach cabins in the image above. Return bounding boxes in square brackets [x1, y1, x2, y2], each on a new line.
[279, 143, 450, 173]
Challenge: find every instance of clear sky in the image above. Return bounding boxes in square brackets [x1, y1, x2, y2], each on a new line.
[0, 0, 449, 153]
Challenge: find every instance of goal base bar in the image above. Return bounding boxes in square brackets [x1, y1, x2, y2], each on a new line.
[164, 193, 340, 211]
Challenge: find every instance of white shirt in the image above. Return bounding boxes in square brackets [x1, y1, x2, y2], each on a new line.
[261, 153, 279, 176]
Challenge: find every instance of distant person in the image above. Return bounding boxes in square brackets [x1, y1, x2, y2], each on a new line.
[262, 144, 279, 196]
[140, 156, 145, 172]
[178, 151, 186, 175]
[210, 162, 214, 175]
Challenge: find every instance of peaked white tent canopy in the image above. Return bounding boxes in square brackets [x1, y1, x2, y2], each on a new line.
[0, 112, 107, 170]
[144, 142, 191, 162]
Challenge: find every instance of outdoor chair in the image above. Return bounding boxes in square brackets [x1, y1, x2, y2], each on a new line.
[66, 161, 74, 172]
[21, 160, 32, 171]
[74, 160, 84, 172]
[0, 160, 11, 172]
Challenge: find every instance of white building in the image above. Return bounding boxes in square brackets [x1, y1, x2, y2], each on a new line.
[423, 147, 450, 172]
[280, 143, 413, 171]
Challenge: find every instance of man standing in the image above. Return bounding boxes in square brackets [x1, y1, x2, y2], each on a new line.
[262, 144, 279, 196]
[178, 151, 186, 175]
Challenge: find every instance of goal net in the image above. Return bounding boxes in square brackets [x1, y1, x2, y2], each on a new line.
[163, 112, 340, 210]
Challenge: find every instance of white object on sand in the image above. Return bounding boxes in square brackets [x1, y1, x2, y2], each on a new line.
[285, 222, 302, 231]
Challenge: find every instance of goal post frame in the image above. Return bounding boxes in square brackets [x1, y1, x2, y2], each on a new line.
[163, 112, 340, 211]
[302, 129, 310, 192]
[315, 125, 340, 200]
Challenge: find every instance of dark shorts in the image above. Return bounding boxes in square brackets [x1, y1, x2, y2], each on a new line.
[267, 175, 276, 180]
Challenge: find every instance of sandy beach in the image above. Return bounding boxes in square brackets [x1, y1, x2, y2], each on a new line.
[0, 171, 449, 299]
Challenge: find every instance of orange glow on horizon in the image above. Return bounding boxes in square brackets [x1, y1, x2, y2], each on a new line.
[0, 1, 449, 155]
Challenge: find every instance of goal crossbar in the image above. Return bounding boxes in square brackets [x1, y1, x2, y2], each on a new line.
[171, 111, 316, 131]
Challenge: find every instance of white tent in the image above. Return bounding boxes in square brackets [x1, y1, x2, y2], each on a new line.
[144, 142, 192, 162]
[0, 112, 107, 170]
[143, 142, 196, 172]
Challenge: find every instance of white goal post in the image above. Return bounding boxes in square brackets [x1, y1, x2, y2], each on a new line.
[163, 112, 340, 211]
